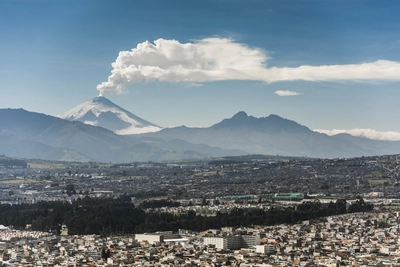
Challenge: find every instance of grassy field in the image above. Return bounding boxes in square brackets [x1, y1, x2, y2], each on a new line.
[0, 179, 37, 184]
[109, 176, 148, 179]
[27, 161, 113, 169]
[28, 162, 68, 169]
[193, 171, 218, 176]
[365, 170, 383, 178]
[368, 179, 389, 187]
[382, 205, 400, 210]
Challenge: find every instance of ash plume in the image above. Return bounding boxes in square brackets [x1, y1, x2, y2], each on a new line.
[97, 38, 400, 96]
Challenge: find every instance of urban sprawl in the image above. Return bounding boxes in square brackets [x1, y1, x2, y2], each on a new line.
[1, 154, 400, 267]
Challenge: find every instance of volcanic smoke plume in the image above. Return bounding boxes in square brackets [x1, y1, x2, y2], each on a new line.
[97, 38, 400, 96]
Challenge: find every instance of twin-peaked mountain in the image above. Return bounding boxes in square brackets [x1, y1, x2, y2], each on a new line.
[1, 97, 400, 162]
[143, 111, 400, 158]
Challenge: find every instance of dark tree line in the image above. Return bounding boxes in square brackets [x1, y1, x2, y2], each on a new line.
[138, 199, 180, 209]
[0, 158, 27, 168]
[0, 197, 372, 235]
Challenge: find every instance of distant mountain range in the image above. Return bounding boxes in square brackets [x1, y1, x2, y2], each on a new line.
[1, 97, 400, 162]
[0, 108, 244, 162]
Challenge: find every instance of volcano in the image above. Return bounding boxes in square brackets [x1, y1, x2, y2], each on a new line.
[60, 96, 162, 134]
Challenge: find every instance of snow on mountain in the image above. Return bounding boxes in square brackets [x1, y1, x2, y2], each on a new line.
[60, 96, 162, 135]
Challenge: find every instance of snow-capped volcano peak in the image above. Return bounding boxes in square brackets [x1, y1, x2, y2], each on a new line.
[60, 96, 162, 134]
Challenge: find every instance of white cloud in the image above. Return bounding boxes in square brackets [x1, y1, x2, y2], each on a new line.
[97, 38, 400, 95]
[275, 90, 302, 96]
[188, 82, 204, 87]
[314, 128, 400, 141]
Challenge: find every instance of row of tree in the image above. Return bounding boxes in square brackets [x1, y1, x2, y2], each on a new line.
[0, 158, 27, 168]
[0, 196, 372, 235]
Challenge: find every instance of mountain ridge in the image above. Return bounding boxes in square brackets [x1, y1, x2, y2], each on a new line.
[210, 111, 311, 134]
[0, 108, 244, 162]
[142, 111, 400, 158]
[1, 105, 400, 162]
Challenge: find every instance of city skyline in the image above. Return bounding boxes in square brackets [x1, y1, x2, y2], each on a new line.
[1, 0, 400, 140]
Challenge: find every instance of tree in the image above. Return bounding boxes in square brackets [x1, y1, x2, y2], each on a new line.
[336, 199, 347, 214]
[101, 248, 111, 260]
[65, 184, 75, 196]
[349, 196, 373, 213]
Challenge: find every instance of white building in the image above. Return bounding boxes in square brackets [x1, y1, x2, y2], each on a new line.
[0, 225, 9, 231]
[135, 233, 164, 244]
[256, 244, 276, 254]
[203, 234, 260, 250]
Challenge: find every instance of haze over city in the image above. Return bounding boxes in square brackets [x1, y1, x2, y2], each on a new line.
[1, 0, 400, 140]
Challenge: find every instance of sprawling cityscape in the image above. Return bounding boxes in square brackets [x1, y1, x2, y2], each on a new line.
[1, 154, 400, 266]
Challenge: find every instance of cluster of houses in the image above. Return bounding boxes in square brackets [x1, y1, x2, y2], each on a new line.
[1, 211, 400, 266]
[1, 154, 400, 206]
[1, 155, 400, 266]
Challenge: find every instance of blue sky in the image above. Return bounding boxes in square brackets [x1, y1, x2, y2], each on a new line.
[1, 0, 400, 140]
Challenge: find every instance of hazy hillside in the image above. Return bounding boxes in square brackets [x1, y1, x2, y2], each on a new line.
[143, 111, 400, 158]
[2, 108, 400, 162]
[0, 109, 244, 162]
